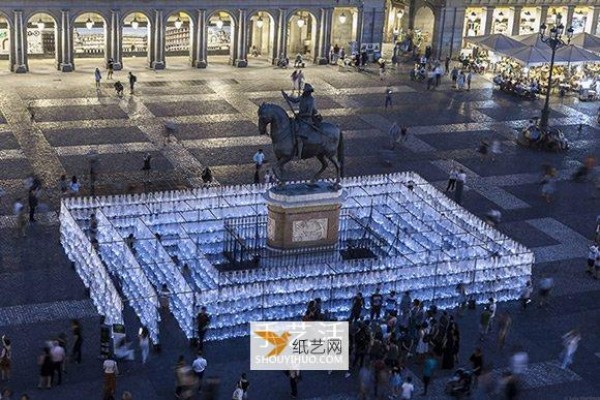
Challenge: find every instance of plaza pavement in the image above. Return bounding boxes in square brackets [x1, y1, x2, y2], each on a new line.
[0, 56, 599, 399]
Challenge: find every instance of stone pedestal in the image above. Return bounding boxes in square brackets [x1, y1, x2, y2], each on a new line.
[265, 183, 344, 250]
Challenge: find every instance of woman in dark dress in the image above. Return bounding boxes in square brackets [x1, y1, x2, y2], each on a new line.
[442, 327, 457, 369]
[38, 347, 53, 389]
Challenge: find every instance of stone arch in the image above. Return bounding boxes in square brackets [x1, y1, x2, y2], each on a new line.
[25, 11, 60, 70]
[162, 9, 197, 28]
[285, 9, 319, 59]
[163, 10, 195, 66]
[246, 10, 277, 62]
[121, 11, 152, 60]
[413, 6, 435, 49]
[205, 10, 237, 64]
[0, 10, 12, 71]
[69, 10, 110, 27]
[71, 12, 108, 62]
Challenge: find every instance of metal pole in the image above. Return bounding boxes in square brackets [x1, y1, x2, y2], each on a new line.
[540, 39, 556, 132]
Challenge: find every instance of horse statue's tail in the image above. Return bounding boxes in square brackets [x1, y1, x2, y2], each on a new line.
[338, 129, 345, 178]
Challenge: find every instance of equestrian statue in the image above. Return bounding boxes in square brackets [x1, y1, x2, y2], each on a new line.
[257, 83, 344, 188]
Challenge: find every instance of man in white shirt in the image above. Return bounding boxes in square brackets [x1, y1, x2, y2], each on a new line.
[253, 149, 265, 169]
[50, 341, 65, 385]
[587, 244, 598, 274]
[192, 351, 208, 387]
[401, 376, 414, 399]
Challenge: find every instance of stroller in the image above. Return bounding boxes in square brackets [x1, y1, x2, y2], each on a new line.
[444, 368, 473, 398]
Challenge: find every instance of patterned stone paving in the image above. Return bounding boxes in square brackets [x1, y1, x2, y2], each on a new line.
[0, 59, 599, 399]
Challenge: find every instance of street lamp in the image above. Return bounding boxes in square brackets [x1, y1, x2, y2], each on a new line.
[468, 12, 477, 22]
[131, 17, 139, 29]
[216, 18, 224, 29]
[36, 18, 45, 30]
[174, 17, 183, 29]
[538, 21, 574, 131]
[339, 12, 347, 24]
[297, 16, 305, 28]
[256, 15, 264, 29]
[86, 16, 94, 30]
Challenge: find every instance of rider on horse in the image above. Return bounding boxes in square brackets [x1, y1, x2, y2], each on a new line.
[282, 83, 323, 158]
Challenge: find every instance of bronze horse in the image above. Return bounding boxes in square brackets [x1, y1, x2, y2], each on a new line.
[257, 102, 344, 186]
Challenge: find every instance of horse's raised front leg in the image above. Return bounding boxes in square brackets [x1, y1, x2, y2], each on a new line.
[311, 154, 329, 184]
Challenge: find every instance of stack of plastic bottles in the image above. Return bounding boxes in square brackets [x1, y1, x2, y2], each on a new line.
[60, 172, 533, 342]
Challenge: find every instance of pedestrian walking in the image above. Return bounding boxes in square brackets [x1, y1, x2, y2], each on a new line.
[479, 306, 492, 341]
[445, 163, 458, 192]
[454, 169, 466, 204]
[560, 329, 581, 369]
[102, 356, 119, 399]
[370, 285, 383, 321]
[434, 63, 442, 86]
[37, 347, 53, 389]
[469, 347, 483, 388]
[107, 58, 114, 80]
[128, 72, 137, 94]
[478, 139, 489, 162]
[253, 149, 265, 170]
[142, 154, 152, 181]
[451, 67, 458, 88]
[519, 281, 533, 310]
[510, 347, 528, 375]
[349, 292, 364, 323]
[385, 87, 393, 110]
[400, 376, 414, 399]
[291, 70, 300, 93]
[69, 176, 80, 195]
[191, 351, 207, 390]
[422, 353, 437, 395]
[491, 139, 501, 161]
[138, 327, 150, 365]
[288, 370, 300, 399]
[541, 167, 556, 203]
[28, 188, 38, 223]
[71, 319, 83, 364]
[357, 365, 372, 400]
[50, 341, 65, 386]
[237, 373, 250, 399]
[297, 70, 305, 94]
[400, 126, 408, 143]
[0, 336, 11, 381]
[94, 68, 102, 89]
[457, 71, 465, 90]
[196, 306, 211, 351]
[466, 70, 473, 90]
[497, 311, 512, 350]
[14, 199, 26, 238]
[426, 67, 435, 90]
[538, 277, 554, 308]
[388, 122, 401, 149]
[587, 244, 598, 275]
[232, 383, 244, 400]
[444, 56, 451, 74]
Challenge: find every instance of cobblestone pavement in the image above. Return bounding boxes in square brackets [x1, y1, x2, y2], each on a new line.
[0, 57, 599, 399]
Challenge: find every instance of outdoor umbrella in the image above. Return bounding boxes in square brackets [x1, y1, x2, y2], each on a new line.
[568, 32, 600, 53]
[554, 44, 600, 65]
[513, 33, 547, 49]
[503, 45, 553, 66]
[465, 33, 527, 53]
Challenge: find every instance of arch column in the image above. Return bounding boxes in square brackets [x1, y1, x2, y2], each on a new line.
[235, 8, 248, 67]
[107, 10, 122, 70]
[268, 10, 280, 64]
[356, 5, 365, 53]
[590, 6, 600, 35]
[150, 9, 165, 70]
[565, 5, 575, 28]
[193, 9, 207, 68]
[12, 10, 27, 73]
[510, 6, 522, 36]
[482, 6, 494, 35]
[316, 7, 333, 64]
[276, 8, 287, 60]
[60, 10, 73, 72]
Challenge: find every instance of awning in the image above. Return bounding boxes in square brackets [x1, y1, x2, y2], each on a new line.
[569, 32, 600, 52]
[554, 44, 600, 65]
[503, 45, 553, 66]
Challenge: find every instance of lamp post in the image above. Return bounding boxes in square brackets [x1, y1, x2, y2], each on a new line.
[538, 21, 573, 131]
